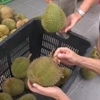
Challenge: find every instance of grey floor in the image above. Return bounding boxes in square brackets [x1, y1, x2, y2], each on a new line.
[6, 0, 100, 100]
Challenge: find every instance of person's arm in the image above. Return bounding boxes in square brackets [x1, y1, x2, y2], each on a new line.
[56, 92, 70, 100]
[76, 57, 100, 74]
[74, 0, 96, 20]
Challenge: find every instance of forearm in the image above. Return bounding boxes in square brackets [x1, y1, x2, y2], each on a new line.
[74, 0, 96, 20]
[79, 0, 96, 13]
[76, 56, 100, 74]
[56, 92, 70, 100]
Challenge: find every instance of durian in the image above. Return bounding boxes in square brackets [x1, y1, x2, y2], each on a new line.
[59, 67, 72, 85]
[2, 77, 24, 96]
[81, 68, 97, 80]
[10, 29, 17, 34]
[14, 13, 26, 21]
[42, 2, 66, 33]
[23, 77, 29, 90]
[2, 18, 16, 31]
[16, 20, 25, 29]
[0, 25, 9, 35]
[0, 35, 8, 42]
[11, 56, 30, 78]
[34, 14, 42, 19]
[80, 47, 98, 80]
[23, 18, 29, 23]
[0, 6, 14, 19]
[0, 92, 13, 100]
[27, 56, 63, 87]
[18, 93, 37, 100]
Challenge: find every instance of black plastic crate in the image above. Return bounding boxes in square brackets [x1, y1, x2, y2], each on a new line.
[0, 18, 93, 100]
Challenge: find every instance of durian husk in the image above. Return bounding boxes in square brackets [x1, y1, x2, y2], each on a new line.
[80, 47, 99, 80]
[0, 35, 8, 42]
[9, 29, 17, 35]
[0, 92, 13, 100]
[27, 56, 63, 87]
[2, 77, 25, 97]
[16, 20, 25, 29]
[18, 93, 37, 100]
[2, 18, 16, 31]
[23, 18, 29, 23]
[0, 6, 14, 19]
[0, 25, 9, 35]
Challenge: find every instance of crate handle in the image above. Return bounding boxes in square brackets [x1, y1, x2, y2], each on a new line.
[56, 32, 70, 39]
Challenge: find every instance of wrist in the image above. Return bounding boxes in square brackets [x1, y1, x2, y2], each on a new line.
[75, 55, 83, 66]
[74, 11, 83, 21]
[55, 92, 70, 100]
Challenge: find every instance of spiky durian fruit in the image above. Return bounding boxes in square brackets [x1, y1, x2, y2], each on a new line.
[18, 93, 37, 100]
[2, 77, 24, 96]
[14, 13, 26, 21]
[16, 20, 25, 29]
[10, 29, 17, 34]
[0, 6, 14, 19]
[0, 92, 13, 100]
[0, 25, 9, 35]
[0, 35, 8, 42]
[23, 18, 29, 23]
[2, 18, 16, 31]
[59, 67, 72, 84]
[11, 57, 30, 78]
[23, 77, 29, 90]
[27, 56, 63, 87]
[80, 47, 98, 80]
[81, 68, 97, 80]
[41, 2, 66, 33]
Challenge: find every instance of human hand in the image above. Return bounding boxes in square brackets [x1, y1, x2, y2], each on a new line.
[28, 80, 64, 99]
[61, 12, 82, 33]
[54, 47, 81, 66]
[45, 0, 53, 3]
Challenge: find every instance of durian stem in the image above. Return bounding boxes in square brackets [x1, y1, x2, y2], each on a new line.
[49, 48, 55, 57]
[28, 53, 32, 59]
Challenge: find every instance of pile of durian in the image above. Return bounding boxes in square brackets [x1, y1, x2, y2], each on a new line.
[0, 2, 29, 42]
[0, 52, 72, 100]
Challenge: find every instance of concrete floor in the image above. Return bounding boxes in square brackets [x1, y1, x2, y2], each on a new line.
[6, 0, 100, 100]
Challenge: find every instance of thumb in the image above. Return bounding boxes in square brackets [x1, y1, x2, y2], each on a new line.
[58, 53, 68, 59]
[33, 83, 44, 90]
[64, 25, 73, 33]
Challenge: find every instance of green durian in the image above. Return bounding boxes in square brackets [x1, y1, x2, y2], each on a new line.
[2, 77, 24, 96]
[10, 29, 17, 34]
[18, 93, 37, 100]
[23, 77, 29, 90]
[14, 13, 26, 21]
[0, 25, 9, 35]
[81, 68, 97, 80]
[0, 6, 14, 19]
[11, 56, 30, 78]
[0, 92, 13, 100]
[2, 18, 16, 31]
[27, 56, 63, 87]
[0, 35, 8, 42]
[42, 2, 66, 33]
[80, 47, 98, 80]
[59, 67, 72, 84]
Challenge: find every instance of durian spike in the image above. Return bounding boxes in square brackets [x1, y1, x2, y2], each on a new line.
[28, 53, 32, 59]
[49, 49, 60, 64]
